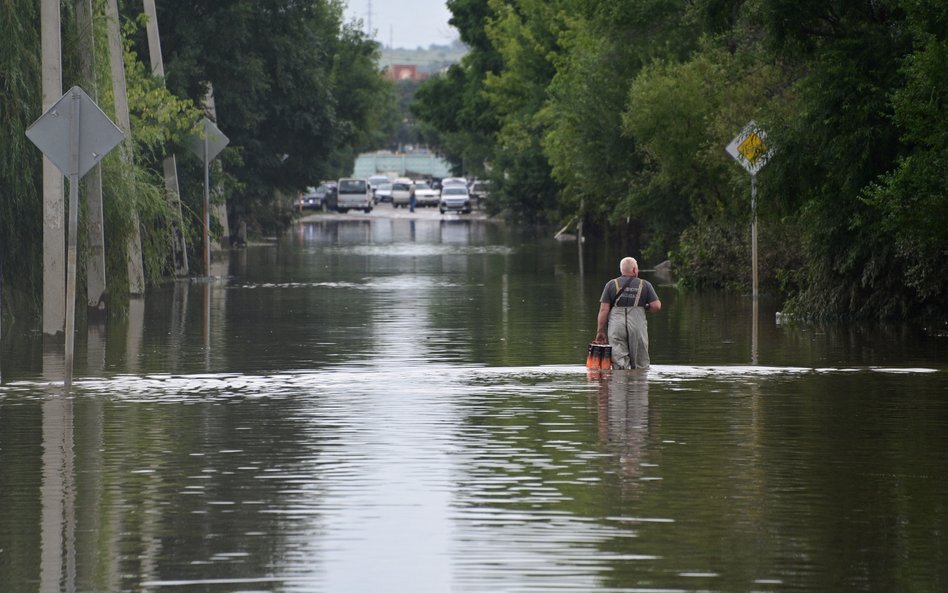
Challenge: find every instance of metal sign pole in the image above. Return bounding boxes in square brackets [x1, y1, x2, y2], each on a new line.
[64, 90, 81, 389]
[726, 121, 773, 367]
[25, 86, 125, 389]
[751, 173, 758, 301]
[187, 117, 228, 278]
[203, 136, 210, 276]
[751, 173, 759, 365]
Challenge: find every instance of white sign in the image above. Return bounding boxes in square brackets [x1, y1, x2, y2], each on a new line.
[25, 86, 125, 178]
[188, 117, 229, 164]
[726, 120, 773, 175]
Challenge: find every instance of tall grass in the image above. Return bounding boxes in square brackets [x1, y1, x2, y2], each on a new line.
[0, 0, 43, 319]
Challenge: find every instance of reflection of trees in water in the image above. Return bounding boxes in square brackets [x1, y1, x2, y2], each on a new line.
[593, 371, 650, 488]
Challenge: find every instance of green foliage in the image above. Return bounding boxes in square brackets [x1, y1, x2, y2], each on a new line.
[413, 0, 946, 318]
[328, 21, 393, 169]
[761, 0, 931, 319]
[859, 7, 948, 317]
[100, 151, 174, 297]
[0, 0, 42, 316]
[674, 217, 805, 293]
[130, 0, 392, 237]
[122, 17, 202, 163]
[480, 0, 568, 221]
[1, 0, 397, 316]
[543, 10, 640, 224]
[414, 0, 500, 179]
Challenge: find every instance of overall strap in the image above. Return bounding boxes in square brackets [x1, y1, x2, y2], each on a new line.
[612, 277, 636, 307]
[632, 279, 644, 307]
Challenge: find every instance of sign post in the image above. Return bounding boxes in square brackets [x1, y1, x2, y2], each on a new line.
[726, 120, 774, 300]
[26, 86, 125, 388]
[188, 117, 229, 276]
[726, 121, 774, 364]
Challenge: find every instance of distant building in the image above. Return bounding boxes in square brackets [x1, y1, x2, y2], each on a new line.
[353, 150, 452, 179]
[384, 64, 428, 82]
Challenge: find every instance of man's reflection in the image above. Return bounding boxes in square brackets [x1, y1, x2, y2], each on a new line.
[592, 371, 650, 484]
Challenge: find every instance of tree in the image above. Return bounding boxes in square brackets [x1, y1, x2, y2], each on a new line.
[0, 0, 42, 312]
[126, 0, 390, 234]
[861, 1, 948, 317]
[414, 0, 501, 179]
[416, 0, 948, 317]
[760, 0, 923, 317]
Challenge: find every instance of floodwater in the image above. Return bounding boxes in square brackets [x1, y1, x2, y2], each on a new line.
[1, 209, 946, 593]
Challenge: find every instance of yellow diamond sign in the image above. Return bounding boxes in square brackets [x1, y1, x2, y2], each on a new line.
[726, 121, 774, 175]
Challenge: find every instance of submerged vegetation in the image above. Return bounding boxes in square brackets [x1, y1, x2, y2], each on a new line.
[413, 0, 947, 320]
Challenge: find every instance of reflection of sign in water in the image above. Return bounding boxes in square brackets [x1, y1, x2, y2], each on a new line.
[726, 121, 773, 175]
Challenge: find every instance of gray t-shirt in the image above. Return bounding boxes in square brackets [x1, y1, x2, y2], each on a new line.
[600, 277, 658, 307]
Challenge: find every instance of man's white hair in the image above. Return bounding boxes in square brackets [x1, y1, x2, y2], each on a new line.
[620, 257, 638, 274]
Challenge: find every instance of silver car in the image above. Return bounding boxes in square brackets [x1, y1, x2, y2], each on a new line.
[439, 185, 472, 214]
[391, 178, 414, 208]
[414, 180, 440, 207]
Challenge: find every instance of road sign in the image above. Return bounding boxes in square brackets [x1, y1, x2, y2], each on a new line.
[25, 86, 125, 390]
[188, 117, 230, 277]
[189, 117, 229, 164]
[726, 120, 773, 175]
[725, 121, 775, 345]
[25, 86, 125, 178]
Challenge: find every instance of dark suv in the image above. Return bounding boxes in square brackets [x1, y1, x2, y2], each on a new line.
[302, 183, 337, 210]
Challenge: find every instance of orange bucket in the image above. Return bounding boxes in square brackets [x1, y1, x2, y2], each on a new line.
[586, 343, 612, 370]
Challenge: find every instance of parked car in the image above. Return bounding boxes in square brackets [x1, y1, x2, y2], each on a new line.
[439, 185, 472, 214]
[441, 177, 468, 188]
[335, 178, 372, 213]
[414, 180, 440, 207]
[469, 180, 490, 206]
[367, 175, 390, 199]
[391, 177, 414, 208]
[301, 186, 321, 210]
[374, 182, 393, 203]
[301, 183, 336, 210]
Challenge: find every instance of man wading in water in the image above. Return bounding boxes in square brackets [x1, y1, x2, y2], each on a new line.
[594, 257, 662, 369]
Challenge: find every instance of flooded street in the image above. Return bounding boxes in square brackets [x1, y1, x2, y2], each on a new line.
[1, 207, 947, 593]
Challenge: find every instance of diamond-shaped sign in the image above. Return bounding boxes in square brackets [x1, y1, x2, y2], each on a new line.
[25, 86, 125, 178]
[188, 117, 229, 165]
[726, 120, 774, 175]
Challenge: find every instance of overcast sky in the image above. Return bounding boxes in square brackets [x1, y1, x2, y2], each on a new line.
[343, 0, 458, 49]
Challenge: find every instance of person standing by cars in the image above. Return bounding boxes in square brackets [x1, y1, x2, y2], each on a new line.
[409, 182, 416, 213]
[594, 257, 662, 369]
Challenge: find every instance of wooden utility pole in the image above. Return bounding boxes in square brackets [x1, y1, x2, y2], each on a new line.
[143, 0, 189, 277]
[104, 0, 146, 294]
[41, 0, 65, 335]
[76, 0, 109, 310]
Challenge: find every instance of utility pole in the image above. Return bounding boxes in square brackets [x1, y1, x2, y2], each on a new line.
[76, 0, 109, 310]
[41, 0, 65, 335]
[143, 0, 189, 277]
[105, 0, 146, 295]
